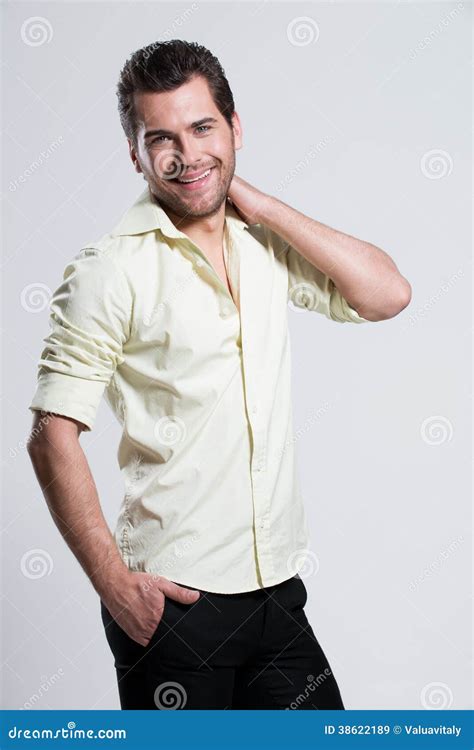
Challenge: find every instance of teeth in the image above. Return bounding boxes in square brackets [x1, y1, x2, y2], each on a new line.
[177, 168, 211, 184]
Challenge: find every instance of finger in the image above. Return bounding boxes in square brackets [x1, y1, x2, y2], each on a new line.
[159, 579, 200, 604]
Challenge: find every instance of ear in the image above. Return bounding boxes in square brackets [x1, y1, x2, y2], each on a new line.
[128, 139, 143, 174]
[231, 111, 243, 151]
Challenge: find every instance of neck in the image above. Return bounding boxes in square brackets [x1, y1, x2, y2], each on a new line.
[163, 202, 227, 253]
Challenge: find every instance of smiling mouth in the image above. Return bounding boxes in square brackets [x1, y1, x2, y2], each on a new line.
[171, 166, 216, 190]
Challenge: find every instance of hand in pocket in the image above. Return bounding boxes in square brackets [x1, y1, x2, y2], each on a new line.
[101, 570, 200, 646]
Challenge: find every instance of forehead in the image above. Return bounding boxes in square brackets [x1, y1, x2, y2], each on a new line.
[133, 76, 220, 131]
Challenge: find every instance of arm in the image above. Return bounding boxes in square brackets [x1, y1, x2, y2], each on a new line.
[260, 196, 411, 322]
[27, 246, 201, 646]
[27, 411, 199, 646]
[228, 175, 412, 322]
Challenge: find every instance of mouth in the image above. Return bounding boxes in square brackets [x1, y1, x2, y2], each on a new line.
[171, 166, 216, 191]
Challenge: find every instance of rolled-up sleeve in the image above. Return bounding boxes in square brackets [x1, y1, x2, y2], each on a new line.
[284, 239, 369, 323]
[28, 247, 133, 431]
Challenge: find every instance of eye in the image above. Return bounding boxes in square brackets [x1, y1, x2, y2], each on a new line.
[150, 125, 211, 146]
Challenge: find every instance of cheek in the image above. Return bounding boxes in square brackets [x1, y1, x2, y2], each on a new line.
[141, 149, 162, 176]
[208, 136, 232, 161]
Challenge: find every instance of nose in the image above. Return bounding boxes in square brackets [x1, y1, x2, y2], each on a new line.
[176, 135, 203, 172]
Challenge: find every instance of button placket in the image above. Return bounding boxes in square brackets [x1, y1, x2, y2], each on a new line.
[179, 239, 237, 314]
[248, 402, 266, 473]
[249, 421, 273, 580]
[254, 517, 275, 580]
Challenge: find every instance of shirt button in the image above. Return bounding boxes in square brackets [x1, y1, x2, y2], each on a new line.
[251, 404, 258, 414]
[221, 305, 231, 317]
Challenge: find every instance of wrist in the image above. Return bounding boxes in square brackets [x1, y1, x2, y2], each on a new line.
[91, 557, 130, 600]
[257, 193, 281, 227]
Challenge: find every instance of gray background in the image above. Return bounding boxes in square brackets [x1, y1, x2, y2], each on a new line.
[2, 1, 471, 710]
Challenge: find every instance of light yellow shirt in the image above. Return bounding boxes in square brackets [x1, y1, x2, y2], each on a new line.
[28, 186, 369, 593]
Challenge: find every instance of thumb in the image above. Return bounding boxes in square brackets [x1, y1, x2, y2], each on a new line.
[162, 580, 201, 605]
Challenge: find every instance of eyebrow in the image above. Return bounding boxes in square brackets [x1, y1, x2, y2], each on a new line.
[144, 117, 219, 141]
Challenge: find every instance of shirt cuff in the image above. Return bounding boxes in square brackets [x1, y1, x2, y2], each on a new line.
[28, 371, 107, 431]
[330, 294, 371, 323]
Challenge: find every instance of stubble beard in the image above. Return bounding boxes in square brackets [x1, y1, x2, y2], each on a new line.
[148, 149, 236, 220]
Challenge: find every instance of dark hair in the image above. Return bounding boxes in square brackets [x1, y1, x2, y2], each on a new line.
[117, 40, 235, 145]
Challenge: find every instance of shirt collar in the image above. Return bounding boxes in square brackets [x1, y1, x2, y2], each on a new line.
[110, 184, 250, 239]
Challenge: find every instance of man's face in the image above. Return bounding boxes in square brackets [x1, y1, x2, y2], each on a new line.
[129, 75, 242, 219]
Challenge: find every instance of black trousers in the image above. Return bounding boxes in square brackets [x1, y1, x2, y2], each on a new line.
[100, 574, 345, 710]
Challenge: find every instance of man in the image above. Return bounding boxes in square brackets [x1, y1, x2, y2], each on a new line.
[27, 40, 411, 710]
